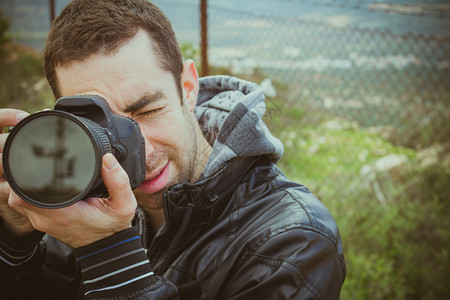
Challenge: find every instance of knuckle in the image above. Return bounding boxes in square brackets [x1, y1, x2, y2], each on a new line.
[114, 170, 131, 191]
[32, 218, 51, 234]
[29, 216, 44, 231]
[8, 195, 18, 209]
[116, 178, 131, 192]
[0, 185, 9, 200]
[121, 204, 137, 221]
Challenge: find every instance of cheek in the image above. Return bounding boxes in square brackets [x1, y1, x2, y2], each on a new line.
[138, 112, 189, 150]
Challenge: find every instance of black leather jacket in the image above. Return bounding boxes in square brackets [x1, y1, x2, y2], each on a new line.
[1, 156, 345, 299]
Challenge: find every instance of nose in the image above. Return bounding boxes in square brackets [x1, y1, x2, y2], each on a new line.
[144, 136, 155, 160]
[137, 125, 155, 165]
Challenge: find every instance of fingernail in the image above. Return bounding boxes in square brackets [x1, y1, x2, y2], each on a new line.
[103, 153, 117, 171]
[16, 112, 29, 121]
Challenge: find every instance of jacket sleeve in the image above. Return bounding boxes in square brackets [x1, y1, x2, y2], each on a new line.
[0, 220, 179, 299]
[0, 219, 46, 299]
[72, 227, 179, 299]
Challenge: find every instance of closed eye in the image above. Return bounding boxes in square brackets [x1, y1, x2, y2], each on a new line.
[138, 107, 163, 117]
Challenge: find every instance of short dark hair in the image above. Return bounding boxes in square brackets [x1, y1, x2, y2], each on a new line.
[43, 0, 183, 99]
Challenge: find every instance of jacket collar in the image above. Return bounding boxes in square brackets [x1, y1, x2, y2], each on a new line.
[148, 156, 259, 275]
[162, 156, 258, 235]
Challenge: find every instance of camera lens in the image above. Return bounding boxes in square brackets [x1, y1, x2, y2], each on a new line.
[3, 110, 112, 208]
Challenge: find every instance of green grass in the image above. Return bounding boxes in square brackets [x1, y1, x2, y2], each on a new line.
[271, 118, 414, 187]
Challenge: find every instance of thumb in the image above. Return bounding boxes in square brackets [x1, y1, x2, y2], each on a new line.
[101, 153, 136, 213]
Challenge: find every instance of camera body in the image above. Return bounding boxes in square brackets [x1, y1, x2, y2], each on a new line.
[3, 95, 146, 208]
[54, 95, 146, 198]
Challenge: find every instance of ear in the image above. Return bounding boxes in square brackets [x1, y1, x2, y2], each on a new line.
[181, 59, 199, 112]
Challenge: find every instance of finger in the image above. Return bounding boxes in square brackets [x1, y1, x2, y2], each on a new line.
[0, 181, 9, 201]
[0, 153, 3, 175]
[32, 108, 52, 114]
[0, 109, 29, 128]
[101, 153, 136, 214]
[7, 188, 30, 216]
[1, 133, 12, 164]
[0, 134, 8, 153]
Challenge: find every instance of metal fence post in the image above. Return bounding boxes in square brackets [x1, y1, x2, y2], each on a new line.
[200, 0, 208, 76]
[49, 0, 55, 26]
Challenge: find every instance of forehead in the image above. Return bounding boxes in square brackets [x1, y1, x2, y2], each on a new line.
[55, 30, 177, 113]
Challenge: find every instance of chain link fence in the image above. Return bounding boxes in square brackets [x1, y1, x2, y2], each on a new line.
[207, 3, 449, 150]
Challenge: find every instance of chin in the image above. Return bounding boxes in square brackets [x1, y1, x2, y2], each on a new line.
[134, 190, 165, 210]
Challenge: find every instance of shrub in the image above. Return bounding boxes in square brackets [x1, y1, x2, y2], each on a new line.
[0, 9, 53, 111]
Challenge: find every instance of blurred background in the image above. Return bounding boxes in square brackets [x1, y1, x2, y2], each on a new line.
[0, 0, 449, 298]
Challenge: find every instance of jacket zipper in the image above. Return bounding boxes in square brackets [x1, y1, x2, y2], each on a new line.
[146, 192, 171, 261]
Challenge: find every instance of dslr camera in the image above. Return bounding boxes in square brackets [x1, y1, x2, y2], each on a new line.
[3, 95, 146, 208]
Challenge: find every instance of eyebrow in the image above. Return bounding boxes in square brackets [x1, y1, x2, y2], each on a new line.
[123, 91, 165, 113]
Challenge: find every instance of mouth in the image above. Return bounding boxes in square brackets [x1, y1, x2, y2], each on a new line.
[137, 162, 170, 194]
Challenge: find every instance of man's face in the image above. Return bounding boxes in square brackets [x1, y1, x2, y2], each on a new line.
[55, 31, 200, 211]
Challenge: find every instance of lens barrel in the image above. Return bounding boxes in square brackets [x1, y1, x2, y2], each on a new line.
[3, 110, 112, 208]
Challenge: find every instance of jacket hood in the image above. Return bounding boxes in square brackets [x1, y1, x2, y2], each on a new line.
[195, 75, 284, 178]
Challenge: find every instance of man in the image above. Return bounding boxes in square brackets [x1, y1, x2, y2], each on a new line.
[0, 0, 346, 299]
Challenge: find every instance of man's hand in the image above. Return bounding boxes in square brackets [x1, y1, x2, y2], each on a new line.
[8, 153, 137, 248]
[0, 109, 35, 236]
